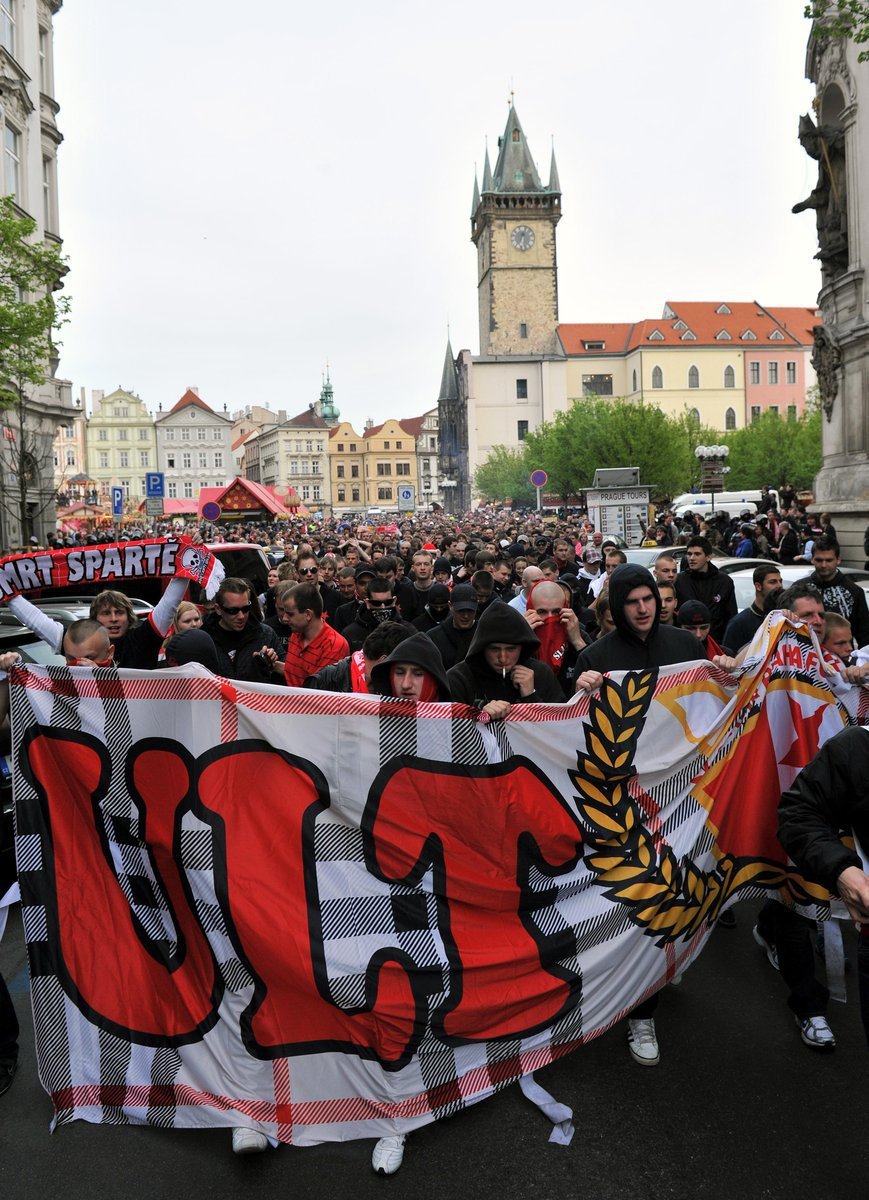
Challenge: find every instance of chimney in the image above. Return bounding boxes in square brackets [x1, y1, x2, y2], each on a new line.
[187, 386, 200, 396]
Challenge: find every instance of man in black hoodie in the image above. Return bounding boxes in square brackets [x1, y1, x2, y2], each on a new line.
[574, 562, 709, 1071]
[447, 602, 564, 717]
[426, 584, 478, 670]
[674, 536, 737, 644]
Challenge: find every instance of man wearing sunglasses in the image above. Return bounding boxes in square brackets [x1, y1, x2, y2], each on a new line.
[202, 577, 281, 682]
[341, 578, 415, 653]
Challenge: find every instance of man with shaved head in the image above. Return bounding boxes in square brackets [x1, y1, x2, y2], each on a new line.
[509, 565, 544, 613]
[524, 578, 587, 698]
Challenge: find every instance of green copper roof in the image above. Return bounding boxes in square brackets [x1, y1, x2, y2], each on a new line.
[491, 105, 543, 193]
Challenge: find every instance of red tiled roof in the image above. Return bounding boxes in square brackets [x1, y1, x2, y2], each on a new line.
[557, 324, 634, 355]
[231, 431, 256, 452]
[199, 477, 293, 519]
[285, 407, 329, 428]
[397, 415, 426, 439]
[764, 306, 822, 346]
[168, 388, 217, 415]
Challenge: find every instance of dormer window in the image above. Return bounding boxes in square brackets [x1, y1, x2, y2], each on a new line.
[741, 329, 757, 341]
[770, 329, 784, 340]
[715, 329, 732, 341]
[673, 320, 687, 331]
[680, 330, 696, 341]
[715, 303, 732, 315]
[512, 129, 520, 143]
[583, 341, 605, 351]
[648, 329, 664, 341]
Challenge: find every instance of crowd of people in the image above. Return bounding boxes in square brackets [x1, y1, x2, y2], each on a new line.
[2, 496, 869, 1174]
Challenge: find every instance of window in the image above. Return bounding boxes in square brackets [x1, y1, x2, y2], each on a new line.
[787, 404, 798, 421]
[384, 441, 390, 450]
[690, 408, 701, 425]
[749, 361, 760, 385]
[139, 452, 149, 467]
[724, 365, 735, 389]
[214, 452, 223, 468]
[305, 440, 313, 452]
[313, 486, 321, 501]
[352, 487, 360, 502]
[120, 480, 130, 496]
[198, 452, 207, 469]
[519, 323, 528, 339]
[317, 441, 323, 452]
[377, 462, 392, 476]
[582, 374, 613, 396]
[349, 443, 357, 452]
[98, 429, 108, 442]
[183, 482, 194, 498]
[651, 365, 663, 389]
[396, 462, 411, 475]
[1, 3, 14, 56]
[168, 482, 177, 499]
[688, 366, 700, 389]
[119, 451, 129, 468]
[725, 407, 736, 430]
[98, 451, 108, 468]
[295, 440, 302, 453]
[648, 329, 664, 341]
[583, 341, 605, 351]
[181, 429, 190, 441]
[338, 487, 346, 502]
[715, 329, 732, 341]
[290, 459, 298, 473]
[42, 156, 55, 230]
[769, 405, 780, 417]
[377, 486, 392, 500]
[396, 441, 402, 449]
[120, 407, 129, 417]
[301, 460, 309, 474]
[516, 379, 528, 399]
[632, 369, 638, 392]
[65, 448, 75, 466]
[351, 464, 359, 478]
[751, 405, 761, 423]
[167, 454, 175, 468]
[673, 320, 687, 332]
[786, 361, 797, 384]
[336, 463, 345, 478]
[768, 362, 779, 384]
[517, 420, 528, 441]
[4, 125, 19, 201]
[770, 329, 784, 341]
[197, 428, 206, 441]
[182, 452, 191, 469]
[38, 26, 49, 91]
[138, 427, 148, 440]
[165, 428, 175, 441]
[199, 480, 208, 490]
[429, 437, 436, 450]
[741, 329, 757, 341]
[118, 429, 128, 442]
[302, 485, 310, 500]
[715, 303, 732, 315]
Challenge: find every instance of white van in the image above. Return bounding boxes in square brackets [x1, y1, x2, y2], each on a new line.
[671, 489, 779, 512]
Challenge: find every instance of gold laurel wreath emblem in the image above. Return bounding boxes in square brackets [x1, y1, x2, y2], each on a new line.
[572, 672, 825, 946]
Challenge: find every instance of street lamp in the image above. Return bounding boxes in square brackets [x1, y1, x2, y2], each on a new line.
[694, 444, 729, 516]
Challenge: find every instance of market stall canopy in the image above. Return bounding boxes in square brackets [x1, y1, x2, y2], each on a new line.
[197, 478, 303, 521]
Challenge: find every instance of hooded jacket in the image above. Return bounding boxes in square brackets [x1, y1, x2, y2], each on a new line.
[164, 628, 222, 673]
[674, 558, 737, 642]
[576, 564, 701, 673]
[426, 613, 477, 671]
[341, 601, 414, 653]
[804, 568, 869, 648]
[369, 632, 451, 699]
[447, 602, 564, 705]
[202, 609, 280, 682]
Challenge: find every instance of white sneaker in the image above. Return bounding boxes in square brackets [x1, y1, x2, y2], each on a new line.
[752, 924, 780, 972]
[231, 1126, 269, 1155]
[371, 1134, 406, 1175]
[796, 1014, 836, 1051]
[627, 1018, 660, 1066]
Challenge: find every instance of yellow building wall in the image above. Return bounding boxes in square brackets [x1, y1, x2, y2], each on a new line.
[363, 419, 418, 507]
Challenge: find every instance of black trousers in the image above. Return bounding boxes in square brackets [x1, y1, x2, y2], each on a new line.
[757, 900, 828, 1020]
[0, 968, 19, 1063]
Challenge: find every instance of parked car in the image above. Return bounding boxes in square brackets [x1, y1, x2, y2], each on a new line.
[727, 564, 869, 612]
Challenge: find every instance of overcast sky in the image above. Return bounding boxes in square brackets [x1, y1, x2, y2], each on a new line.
[52, 0, 820, 430]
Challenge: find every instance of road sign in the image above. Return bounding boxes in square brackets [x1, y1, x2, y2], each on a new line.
[397, 484, 415, 512]
[530, 469, 548, 488]
[145, 472, 165, 499]
[111, 487, 124, 518]
[201, 501, 221, 521]
[145, 498, 163, 518]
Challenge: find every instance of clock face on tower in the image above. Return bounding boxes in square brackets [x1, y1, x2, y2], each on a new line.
[510, 224, 535, 252]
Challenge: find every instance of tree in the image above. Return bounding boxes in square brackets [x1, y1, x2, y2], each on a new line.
[722, 405, 822, 491]
[523, 398, 700, 499]
[0, 196, 71, 544]
[474, 444, 536, 506]
[805, 2, 869, 61]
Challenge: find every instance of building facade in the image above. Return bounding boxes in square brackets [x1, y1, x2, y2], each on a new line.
[247, 406, 332, 513]
[328, 421, 366, 513]
[0, 0, 75, 547]
[361, 418, 419, 510]
[84, 387, 156, 506]
[154, 388, 232, 501]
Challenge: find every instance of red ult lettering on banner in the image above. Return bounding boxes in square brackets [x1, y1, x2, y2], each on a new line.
[20, 731, 583, 1064]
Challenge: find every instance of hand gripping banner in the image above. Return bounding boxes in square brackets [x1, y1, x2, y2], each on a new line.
[0, 537, 225, 602]
[7, 614, 859, 1146]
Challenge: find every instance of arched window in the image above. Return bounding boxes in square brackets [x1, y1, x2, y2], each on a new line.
[690, 408, 701, 425]
[651, 365, 663, 389]
[688, 365, 700, 389]
[725, 406, 736, 430]
[724, 365, 735, 389]
[632, 369, 638, 392]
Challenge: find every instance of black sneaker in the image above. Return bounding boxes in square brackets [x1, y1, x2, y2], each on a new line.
[0, 1058, 17, 1098]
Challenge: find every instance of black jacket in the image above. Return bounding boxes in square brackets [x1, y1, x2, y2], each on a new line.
[804, 569, 869, 648]
[342, 605, 415, 653]
[304, 656, 353, 693]
[447, 603, 564, 705]
[426, 615, 477, 671]
[778, 725, 869, 893]
[576, 564, 702, 673]
[369, 632, 451, 699]
[202, 611, 280, 682]
[674, 560, 737, 643]
[722, 604, 764, 654]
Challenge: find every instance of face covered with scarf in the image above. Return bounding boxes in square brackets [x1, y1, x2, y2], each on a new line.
[527, 579, 571, 674]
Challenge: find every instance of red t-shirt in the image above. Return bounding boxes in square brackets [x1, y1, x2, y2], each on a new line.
[284, 621, 349, 688]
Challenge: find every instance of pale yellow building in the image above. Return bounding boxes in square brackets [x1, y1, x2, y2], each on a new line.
[328, 421, 366, 513]
[362, 418, 419, 509]
[84, 387, 157, 505]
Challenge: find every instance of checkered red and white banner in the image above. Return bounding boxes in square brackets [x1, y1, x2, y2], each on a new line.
[7, 614, 857, 1146]
[0, 537, 224, 602]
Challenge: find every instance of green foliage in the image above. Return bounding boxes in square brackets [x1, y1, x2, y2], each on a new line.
[523, 398, 697, 498]
[474, 444, 536, 505]
[723, 408, 822, 491]
[0, 195, 70, 406]
[805, 1, 869, 60]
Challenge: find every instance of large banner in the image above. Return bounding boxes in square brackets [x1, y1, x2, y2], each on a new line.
[8, 615, 860, 1146]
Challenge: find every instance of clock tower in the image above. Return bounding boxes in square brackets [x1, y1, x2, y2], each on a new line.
[471, 105, 562, 356]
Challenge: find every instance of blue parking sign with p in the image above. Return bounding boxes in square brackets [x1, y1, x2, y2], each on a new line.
[111, 487, 124, 517]
[146, 472, 165, 498]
